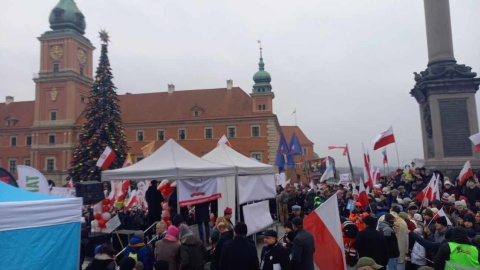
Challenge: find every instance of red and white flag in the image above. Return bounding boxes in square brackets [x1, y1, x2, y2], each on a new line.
[415, 174, 439, 207]
[372, 167, 381, 182]
[96, 146, 116, 169]
[124, 190, 138, 209]
[373, 126, 396, 150]
[433, 208, 453, 226]
[382, 148, 388, 165]
[363, 144, 373, 188]
[328, 145, 348, 156]
[304, 192, 346, 270]
[458, 160, 473, 186]
[358, 178, 370, 207]
[217, 135, 232, 148]
[469, 133, 480, 152]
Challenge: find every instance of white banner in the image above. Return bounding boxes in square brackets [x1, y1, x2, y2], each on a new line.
[338, 173, 351, 185]
[178, 177, 221, 207]
[17, 165, 50, 194]
[50, 187, 76, 197]
[243, 200, 273, 236]
[238, 174, 276, 204]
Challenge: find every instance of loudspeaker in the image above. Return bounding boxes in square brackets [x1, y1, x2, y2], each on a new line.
[76, 181, 104, 205]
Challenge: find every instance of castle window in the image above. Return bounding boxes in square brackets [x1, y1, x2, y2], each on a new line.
[137, 131, 144, 142]
[205, 128, 213, 139]
[53, 63, 59, 72]
[194, 111, 199, 117]
[9, 159, 17, 173]
[24, 159, 31, 166]
[10, 136, 17, 146]
[157, 130, 165, 141]
[251, 126, 260, 137]
[251, 152, 262, 162]
[50, 111, 57, 121]
[228, 127, 236, 138]
[46, 158, 55, 172]
[178, 129, 186, 140]
[26, 136, 32, 146]
[80, 66, 84, 76]
[48, 134, 56, 144]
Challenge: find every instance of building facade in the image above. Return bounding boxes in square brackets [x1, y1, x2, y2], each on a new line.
[0, 0, 314, 185]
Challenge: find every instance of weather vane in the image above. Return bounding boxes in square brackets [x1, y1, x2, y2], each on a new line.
[257, 40, 262, 51]
[99, 29, 110, 44]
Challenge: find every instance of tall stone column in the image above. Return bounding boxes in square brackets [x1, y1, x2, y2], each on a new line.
[411, 0, 480, 171]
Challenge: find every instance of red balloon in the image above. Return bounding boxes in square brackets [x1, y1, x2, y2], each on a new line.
[98, 219, 106, 228]
[102, 205, 110, 213]
[103, 198, 110, 205]
[94, 213, 102, 221]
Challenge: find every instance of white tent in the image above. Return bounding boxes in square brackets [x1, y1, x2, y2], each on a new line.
[101, 139, 236, 219]
[102, 139, 236, 181]
[0, 180, 82, 270]
[203, 144, 276, 205]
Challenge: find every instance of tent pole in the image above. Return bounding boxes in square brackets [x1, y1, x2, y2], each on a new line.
[235, 174, 240, 223]
[176, 182, 180, 215]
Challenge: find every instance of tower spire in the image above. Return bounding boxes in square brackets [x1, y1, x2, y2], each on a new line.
[258, 40, 265, 71]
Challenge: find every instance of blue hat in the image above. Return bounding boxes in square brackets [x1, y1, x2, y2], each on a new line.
[292, 205, 301, 211]
[94, 245, 102, 255]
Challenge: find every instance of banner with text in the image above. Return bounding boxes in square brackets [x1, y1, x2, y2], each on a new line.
[17, 165, 50, 194]
[338, 173, 351, 185]
[50, 187, 76, 197]
[178, 177, 221, 207]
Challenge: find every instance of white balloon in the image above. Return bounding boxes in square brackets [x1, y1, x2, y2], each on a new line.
[91, 220, 99, 233]
[93, 201, 102, 213]
[102, 212, 111, 221]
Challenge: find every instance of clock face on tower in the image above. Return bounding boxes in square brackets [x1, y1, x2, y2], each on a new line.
[50, 45, 63, 60]
[77, 49, 87, 64]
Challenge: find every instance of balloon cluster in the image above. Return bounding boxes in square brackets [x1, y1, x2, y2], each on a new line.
[91, 198, 112, 233]
[158, 179, 176, 226]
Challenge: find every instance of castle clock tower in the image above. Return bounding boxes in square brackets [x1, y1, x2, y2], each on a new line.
[31, 0, 94, 183]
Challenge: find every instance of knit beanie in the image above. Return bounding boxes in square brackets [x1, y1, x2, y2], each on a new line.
[422, 208, 434, 218]
[413, 213, 423, 222]
[430, 208, 439, 215]
[167, 225, 179, 240]
[455, 200, 466, 208]
[435, 216, 448, 227]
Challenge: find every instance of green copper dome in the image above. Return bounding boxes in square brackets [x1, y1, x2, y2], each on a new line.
[252, 48, 272, 93]
[49, 0, 86, 35]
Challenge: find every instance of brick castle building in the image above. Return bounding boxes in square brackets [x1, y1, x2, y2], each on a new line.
[0, 0, 314, 185]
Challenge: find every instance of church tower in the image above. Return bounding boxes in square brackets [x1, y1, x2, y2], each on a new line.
[250, 43, 275, 113]
[30, 0, 94, 181]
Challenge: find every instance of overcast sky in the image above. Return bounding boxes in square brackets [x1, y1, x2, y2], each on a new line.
[1, 0, 480, 168]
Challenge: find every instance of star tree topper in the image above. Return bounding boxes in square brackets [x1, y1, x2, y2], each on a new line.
[99, 29, 110, 44]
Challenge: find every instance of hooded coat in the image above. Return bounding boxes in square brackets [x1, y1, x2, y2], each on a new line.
[179, 225, 207, 270]
[378, 220, 400, 259]
[124, 235, 153, 270]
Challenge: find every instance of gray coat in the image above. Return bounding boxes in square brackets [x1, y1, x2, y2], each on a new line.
[291, 228, 315, 270]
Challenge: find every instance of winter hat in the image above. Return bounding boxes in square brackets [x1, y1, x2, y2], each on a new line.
[403, 198, 412, 205]
[413, 213, 423, 222]
[167, 225, 179, 240]
[356, 257, 383, 269]
[455, 200, 467, 208]
[172, 214, 185, 227]
[292, 205, 302, 211]
[448, 195, 456, 204]
[435, 216, 448, 227]
[382, 187, 391, 194]
[94, 245, 102, 255]
[464, 214, 475, 223]
[422, 208, 434, 218]
[398, 186, 405, 191]
[466, 229, 477, 239]
[264, 229, 278, 238]
[430, 208, 439, 215]
[444, 179, 453, 186]
[284, 221, 293, 230]
[397, 198, 405, 205]
[459, 196, 468, 203]
[398, 212, 409, 220]
[134, 230, 144, 240]
[441, 193, 450, 202]
[224, 207, 233, 214]
[364, 215, 377, 228]
[179, 224, 194, 239]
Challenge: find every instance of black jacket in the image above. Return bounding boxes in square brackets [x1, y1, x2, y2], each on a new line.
[353, 227, 389, 267]
[260, 242, 291, 270]
[291, 228, 315, 270]
[377, 221, 399, 258]
[433, 227, 480, 270]
[211, 230, 234, 264]
[464, 186, 480, 207]
[219, 235, 259, 270]
[194, 201, 211, 223]
[146, 186, 164, 221]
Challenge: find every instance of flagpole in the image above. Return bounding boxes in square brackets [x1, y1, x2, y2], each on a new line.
[346, 143, 355, 180]
[394, 142, 400, 169]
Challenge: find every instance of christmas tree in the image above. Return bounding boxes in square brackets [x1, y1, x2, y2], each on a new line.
[68, 30, 129, 182]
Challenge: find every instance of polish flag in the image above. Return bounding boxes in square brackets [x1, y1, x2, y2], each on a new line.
[66, 179, 74, 188]
[217, 135, 232, 147]
[124, 190, 138, 209]
[358, 178, 370, 208]
[304, 192, 346, 269]
[328, 145, 348, 156]
[96, 146, 116, 169]
[469, 133, 480, 152]
[373, 126, 396, 150]
[415, 174, 438, 207]
[372, 167, 381, 182]
[458, 160, 473, 186]
[363, 144, 373, 188]
[433, 208, 453, 226]
[382, 148, 388, 165]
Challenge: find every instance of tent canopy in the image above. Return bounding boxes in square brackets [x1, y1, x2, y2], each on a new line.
[102, 139, 236, 181]
[0, 181, 82, 270]
[202, 144, 275, 175]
